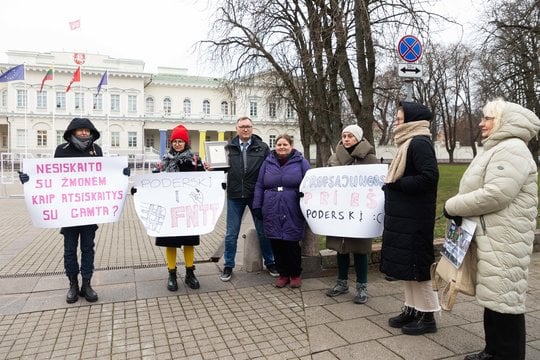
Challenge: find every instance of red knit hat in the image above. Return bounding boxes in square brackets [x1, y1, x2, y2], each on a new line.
[170, 125, 189, 143]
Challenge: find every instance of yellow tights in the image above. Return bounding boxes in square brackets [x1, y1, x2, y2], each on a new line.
[166, 246, 194, 270]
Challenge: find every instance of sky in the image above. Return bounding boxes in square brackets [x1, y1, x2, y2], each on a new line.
[1, 0, 481, 77]
[0, 0, 216, 75]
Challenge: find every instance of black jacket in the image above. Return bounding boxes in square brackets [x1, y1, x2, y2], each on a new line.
[54, 118, 102, 233]
[225, 134, 270, 199]
[54, 118, 103, 158]
[380, 136, 439, 281]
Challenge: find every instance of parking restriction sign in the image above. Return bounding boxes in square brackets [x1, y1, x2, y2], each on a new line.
[398, 35, 422, 63]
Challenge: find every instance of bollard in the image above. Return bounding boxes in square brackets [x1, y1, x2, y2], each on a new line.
[243, 227, 262, 272]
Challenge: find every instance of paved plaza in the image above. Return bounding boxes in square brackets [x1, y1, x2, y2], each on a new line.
[0, 180, 539, 359]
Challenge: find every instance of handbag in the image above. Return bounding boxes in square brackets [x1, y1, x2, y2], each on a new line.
[431, 220, 478, 311]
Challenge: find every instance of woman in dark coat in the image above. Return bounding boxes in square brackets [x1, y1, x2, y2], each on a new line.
[156, 125, 205, 290]
[381, 101, 440, 335]
[253, 134, 310, 288]
[325, 125, 379, 304]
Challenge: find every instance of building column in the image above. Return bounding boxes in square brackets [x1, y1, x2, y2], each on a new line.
[218, 131, 225, 141]
[199, 130, 207, 159]
[159, 129, 167, 158]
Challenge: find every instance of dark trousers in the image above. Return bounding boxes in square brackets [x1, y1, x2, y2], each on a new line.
[484, 307, 525, 360]
[337, 253, 368, 283]
[62, 225, 97, 279]
[271, 239, 302, 277]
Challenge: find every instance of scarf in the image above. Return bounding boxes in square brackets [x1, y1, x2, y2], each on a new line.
[162, 149, 196, 173]
[385, 120, 431, 183]
[70, 134, 93, 152]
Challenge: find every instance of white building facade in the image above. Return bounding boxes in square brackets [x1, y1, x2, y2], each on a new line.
[0, 50, 303, 164]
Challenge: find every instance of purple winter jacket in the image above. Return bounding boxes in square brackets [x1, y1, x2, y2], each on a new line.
[253, 149, 310, 241]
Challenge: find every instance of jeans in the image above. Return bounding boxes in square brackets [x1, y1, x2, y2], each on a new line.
[223, 197, 274, 268]
[62, 225, 97, 279]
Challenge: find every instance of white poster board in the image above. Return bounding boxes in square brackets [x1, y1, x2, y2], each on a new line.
[22, 157, 129, 228]
[299, 164, 387, 238]
[132, 171, 226, 237]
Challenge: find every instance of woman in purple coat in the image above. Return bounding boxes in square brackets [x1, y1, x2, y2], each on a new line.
[253, 134, 310, 288]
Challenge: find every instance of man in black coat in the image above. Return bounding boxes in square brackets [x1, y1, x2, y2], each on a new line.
[219, 116, 277, 281]
[54, 118, 104, 303]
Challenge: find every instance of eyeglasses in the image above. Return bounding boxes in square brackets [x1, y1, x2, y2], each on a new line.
[238, 125, 253, 129]
[481, 116, 495, 122]
[171, 140, 185, 144]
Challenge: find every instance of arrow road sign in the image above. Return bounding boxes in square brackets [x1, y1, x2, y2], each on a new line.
[397, 63, 423, 78]
[398, 35, 423, 63]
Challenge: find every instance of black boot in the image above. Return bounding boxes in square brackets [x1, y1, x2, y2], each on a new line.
[80, 278, 98, 302]
[167, 268, 178, 291]
[402, 311, 437, 335]
[388, 306, 416, 328]
[66, 274, 79, 304]
[185, 266, 200, 289]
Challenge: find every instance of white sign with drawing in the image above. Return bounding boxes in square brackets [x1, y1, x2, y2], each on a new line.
[132, 171, 226, 237]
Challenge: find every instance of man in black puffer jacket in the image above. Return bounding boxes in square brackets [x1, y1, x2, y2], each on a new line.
[55, 118, 103, 304]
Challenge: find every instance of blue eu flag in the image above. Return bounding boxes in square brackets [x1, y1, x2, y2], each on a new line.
[0, 64, 25, 82]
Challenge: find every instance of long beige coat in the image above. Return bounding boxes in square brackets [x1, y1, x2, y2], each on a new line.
[445, 103, 540, 314]
[325, 139, 379, 254]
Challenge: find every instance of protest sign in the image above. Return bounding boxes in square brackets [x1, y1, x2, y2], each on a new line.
[132, 171, 226, 237]
[23, 157, 129, 228]
[299, 164, 387, 238]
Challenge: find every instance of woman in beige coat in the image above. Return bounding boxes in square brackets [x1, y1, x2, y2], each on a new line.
[325, 125, 379, 303]
[444, 99, 540, 360]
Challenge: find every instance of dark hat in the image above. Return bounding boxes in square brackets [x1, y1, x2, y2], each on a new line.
[170, 125, 189, 143]
[399, 101, 432, 123]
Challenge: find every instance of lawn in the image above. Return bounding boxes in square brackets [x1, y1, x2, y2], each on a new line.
[434, 163, 469, 238]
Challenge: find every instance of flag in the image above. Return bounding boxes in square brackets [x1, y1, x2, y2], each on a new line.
[95, 71, 108, 96]
[66, 66, 81, 92]
[39, 68, 54, 92]
[69, 19, 81, 30]
[0, 64, 25, 82]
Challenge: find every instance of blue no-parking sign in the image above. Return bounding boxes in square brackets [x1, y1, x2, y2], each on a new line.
[398, 35, 422, 63]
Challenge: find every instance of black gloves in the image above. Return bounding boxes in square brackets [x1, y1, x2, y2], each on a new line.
[252, 208, 263, 220]
[130, 187, 137, 195]
[123, 167, 131, 176]
[18, 171, 29, 184]
[443, 207, 462, 226]
[221, 182, 227, 190]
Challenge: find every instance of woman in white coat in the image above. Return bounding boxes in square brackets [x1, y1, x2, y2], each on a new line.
[444, 99, 540, 360]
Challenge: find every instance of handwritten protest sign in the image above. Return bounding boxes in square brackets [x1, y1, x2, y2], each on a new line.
[299, 164, 387, 238]
[132, 171, 226, 237]
[23, 157, 129, 228]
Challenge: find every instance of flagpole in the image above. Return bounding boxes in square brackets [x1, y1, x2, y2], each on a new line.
[79, 66, 83, 118]
[52, 66, 56, 149]
[23, 63, 27, 157]
[105, 86, 110, 152]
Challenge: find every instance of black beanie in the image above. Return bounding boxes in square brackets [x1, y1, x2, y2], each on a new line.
[399, 101, 432, 123]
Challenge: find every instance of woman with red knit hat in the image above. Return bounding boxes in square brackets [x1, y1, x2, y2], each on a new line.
[156, 124, 205, 290]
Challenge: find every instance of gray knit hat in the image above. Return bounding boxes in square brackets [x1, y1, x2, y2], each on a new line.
[342, 124, 363, 141]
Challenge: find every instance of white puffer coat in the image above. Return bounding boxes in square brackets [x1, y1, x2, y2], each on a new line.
[445, 102, 540, 314]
